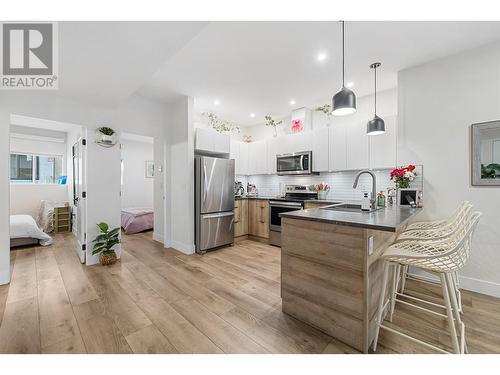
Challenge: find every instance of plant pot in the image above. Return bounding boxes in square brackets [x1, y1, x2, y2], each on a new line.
[318, 191, 329, 200]
[99, 252, 117, 266]
[100, 134, 114, 144]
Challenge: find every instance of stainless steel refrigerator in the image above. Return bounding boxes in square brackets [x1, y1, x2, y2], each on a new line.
[195, 156, 235, 253]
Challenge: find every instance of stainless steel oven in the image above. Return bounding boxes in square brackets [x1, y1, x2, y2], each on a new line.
[269, 200, 303, 246]
[276, 151, 312, 175]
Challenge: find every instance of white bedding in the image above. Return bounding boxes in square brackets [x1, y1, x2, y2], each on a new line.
[10, 215, 53, 246]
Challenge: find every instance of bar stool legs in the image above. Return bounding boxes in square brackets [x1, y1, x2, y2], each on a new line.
[372, 261, 390, 351]
[440, 273, 460, 353]
[373, 261, 466, 354]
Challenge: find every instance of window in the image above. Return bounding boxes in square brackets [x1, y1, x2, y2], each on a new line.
[10, 153, 63, 184]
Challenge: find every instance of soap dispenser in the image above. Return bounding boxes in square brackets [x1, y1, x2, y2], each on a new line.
[361, 192, 371, 211]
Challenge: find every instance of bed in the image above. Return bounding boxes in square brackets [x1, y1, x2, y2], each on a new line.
[10, 214, 53, 248]
[121, 207, 154, 234]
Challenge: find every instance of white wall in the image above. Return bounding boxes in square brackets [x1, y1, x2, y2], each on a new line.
[120, 139, 154, 208]
[398, 40, 500, 297]
[166, 96, 195, 254]
[0, 92, 169, 280]
[9, 130, 69, 218]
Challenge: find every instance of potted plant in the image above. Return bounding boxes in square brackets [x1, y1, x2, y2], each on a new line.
[97, 126, 116, 144]
[315, 104, 332, 126]
[202, 112, 240, 134]
[264, 115, 283, 137]
[92, 222, 120, 265]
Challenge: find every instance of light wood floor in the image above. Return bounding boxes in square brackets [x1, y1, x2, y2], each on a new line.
[0, 232, 499, 354]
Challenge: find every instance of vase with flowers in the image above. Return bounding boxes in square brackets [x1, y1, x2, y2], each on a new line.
[390, 165, 416, 189]
[264, 115, 283, 137]
[315, 104, 332, 127]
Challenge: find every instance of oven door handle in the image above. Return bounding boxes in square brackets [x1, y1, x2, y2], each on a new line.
[270, 201, 303, 208]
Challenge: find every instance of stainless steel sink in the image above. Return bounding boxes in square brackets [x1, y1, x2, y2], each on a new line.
[321, 203, 382, 213]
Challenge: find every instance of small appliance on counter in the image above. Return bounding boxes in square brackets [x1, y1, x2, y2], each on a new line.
[234, 181, 245, 197]
[247, 183, 258, 196]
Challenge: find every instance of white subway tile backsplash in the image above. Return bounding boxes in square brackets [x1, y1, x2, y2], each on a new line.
[237, 166, 423, 202]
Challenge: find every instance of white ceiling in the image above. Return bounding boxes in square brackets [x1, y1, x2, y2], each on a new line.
[53, 21, 208, 105]
[56, 21, 500, 125]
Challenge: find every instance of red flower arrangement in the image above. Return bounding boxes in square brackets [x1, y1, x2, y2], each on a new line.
[390, 165, 416, 189]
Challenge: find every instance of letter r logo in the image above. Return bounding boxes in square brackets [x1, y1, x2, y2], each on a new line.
[2, 23, 53, 75]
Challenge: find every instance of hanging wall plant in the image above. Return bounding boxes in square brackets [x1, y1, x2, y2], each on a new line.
[95, 126, 118, 147]
[202, 112, 240, 134]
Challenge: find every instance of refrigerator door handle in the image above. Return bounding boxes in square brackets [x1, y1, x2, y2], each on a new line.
[202, 212, 234, 219]
[203, 163, 208, 205]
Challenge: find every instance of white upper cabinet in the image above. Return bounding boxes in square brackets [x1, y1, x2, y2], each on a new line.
[329, 123, 347, 171]
[346, 121, 369, 170]
[195, 128, 230, 154]
[239, 142, 249, 175]
[266, 137, 280, 174]
[312, 127, 330, 172]
[369, 115, 397, 169]
[247, 140, 268, 175]
[230, 139, 249, 175]
[281, 132, 312, 154]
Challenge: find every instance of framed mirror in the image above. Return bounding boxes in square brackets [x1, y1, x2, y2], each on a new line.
[471, 120, 500, 186]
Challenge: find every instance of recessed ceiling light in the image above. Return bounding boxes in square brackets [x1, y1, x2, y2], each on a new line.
[213, 100, 220, 105]
[346, 82, 354, 88]
[249, 113, 255, 118]
[317, 52, 327, 62]
[289, 100, 296, 106]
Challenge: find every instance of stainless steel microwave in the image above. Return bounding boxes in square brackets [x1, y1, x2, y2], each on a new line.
[276, 151, 313, 175]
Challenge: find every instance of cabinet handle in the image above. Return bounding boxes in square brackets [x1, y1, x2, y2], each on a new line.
[234, 207, 239, 223]
[260, 206, 265, 223]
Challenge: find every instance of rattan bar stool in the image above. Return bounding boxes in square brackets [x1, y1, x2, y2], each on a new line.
[403, 201, 471, 232]
[372, 212, 482, 354]
[397, 203, 473, 312]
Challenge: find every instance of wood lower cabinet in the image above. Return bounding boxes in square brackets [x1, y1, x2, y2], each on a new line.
[234, 199, 248, 237]
[248, 199, 269, 239]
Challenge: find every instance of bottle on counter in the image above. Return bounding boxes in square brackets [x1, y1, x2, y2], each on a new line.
[377, 191, 386, 208]
[417, 190, 424, 208]
[361, 192, 371, 211]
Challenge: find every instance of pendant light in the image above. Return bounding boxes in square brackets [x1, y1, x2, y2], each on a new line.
[366, 62, 385, 135]
[332, 21, 356, 116]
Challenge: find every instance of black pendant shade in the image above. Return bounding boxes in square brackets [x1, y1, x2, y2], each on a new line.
[367, 62, 385, 135]
[367, 115, 385, 135]
[332, 21, 356, 116]
[332, 86, 357, 116]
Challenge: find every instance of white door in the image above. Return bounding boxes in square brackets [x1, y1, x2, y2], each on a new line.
[72, 134, 87, 263]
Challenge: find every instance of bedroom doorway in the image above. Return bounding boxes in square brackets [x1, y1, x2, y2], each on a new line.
[120, 133, 155, 238]
[8, 114, 87, 262]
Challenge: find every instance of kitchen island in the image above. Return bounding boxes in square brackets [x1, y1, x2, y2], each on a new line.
[280, 205, 419, 353]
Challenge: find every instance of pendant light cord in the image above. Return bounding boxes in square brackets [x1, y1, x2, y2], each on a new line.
[341, 20, 345, 87]
[374, 65, 377, 115]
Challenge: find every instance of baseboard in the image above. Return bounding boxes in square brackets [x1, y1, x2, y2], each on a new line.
[0, 267, 10, 285]
[459, 275, 500, 298]
[152, 232, 164, 244]
[171, 240, 195, 255]
[410, 267, 500, 298]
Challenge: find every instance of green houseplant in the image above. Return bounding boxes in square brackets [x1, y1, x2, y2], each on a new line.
[92, 222, 120, 265]
[97, 126, 116, 145]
